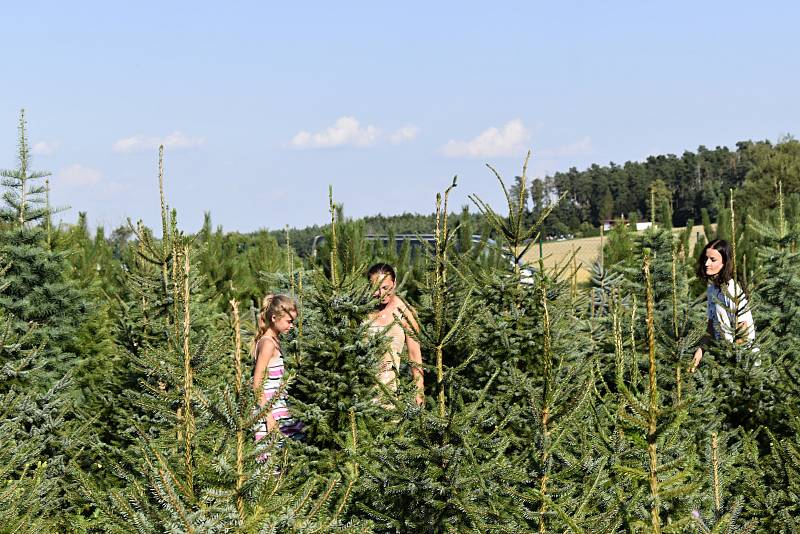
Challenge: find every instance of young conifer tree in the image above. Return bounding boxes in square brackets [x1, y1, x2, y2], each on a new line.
[606, 252, 703, 532]
[287, 187, 392, 464]
[0, 110, 85, 387]
[745, 184, 800, 433]
[352, 175, 536, 532]
[194, 212, 246, 313]
[700, 185, 800, 530]
[751, 411, 800, 530]
[693, 192, 777, 435]
[0, 262, 59, 532]
[467, 154, 618, 532]
[78, 148, 225, 527]
[0, 109, 88, 524]
[79, 150, 362, 532]
[689, 431, 758, 533]
[59, 214, 122, 482]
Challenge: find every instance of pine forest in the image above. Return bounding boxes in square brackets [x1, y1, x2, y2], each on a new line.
[4, 110, 800, 533]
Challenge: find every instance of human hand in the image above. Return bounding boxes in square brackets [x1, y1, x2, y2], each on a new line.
[415, 394, 424, 407]
[735, 321, 749, 344]
[689, 347, 703, 373]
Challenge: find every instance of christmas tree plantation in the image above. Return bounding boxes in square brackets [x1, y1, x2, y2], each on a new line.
[2, 113, 800, 532]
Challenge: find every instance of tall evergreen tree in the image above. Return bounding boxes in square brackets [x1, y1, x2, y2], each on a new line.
[355, 176, 531, 532]
[79, 148, 363, 532]
[0, 109, 85, 386]
[0, 109, 89, 525]
[0, 305, 58, 532]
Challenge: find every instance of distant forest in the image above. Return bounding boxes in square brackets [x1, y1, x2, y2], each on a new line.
[261, 137, 800, 256]
[535, 137, 800, 235]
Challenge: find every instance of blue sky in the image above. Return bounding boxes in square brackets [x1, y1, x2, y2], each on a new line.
[2, 1, 798, 233]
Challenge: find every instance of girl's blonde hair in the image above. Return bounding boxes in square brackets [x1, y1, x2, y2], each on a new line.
[254, 294, 297, 346]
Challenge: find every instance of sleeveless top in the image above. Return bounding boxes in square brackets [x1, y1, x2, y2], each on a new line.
[367, 318, 406, 394]
[254, 337, 304, 438]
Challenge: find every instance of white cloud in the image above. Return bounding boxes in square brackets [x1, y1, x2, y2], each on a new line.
[441, 119, 531, 158]
[113, 131, 205, 154]
[31, 140, 60, 156]
[290, 117, 380, 149]
[538, 137, 594, 158]
[390, 125, 419, 145]
[57, 164, 102, 187]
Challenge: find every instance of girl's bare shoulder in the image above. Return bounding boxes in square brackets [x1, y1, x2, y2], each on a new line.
[255, 335, 280, 361]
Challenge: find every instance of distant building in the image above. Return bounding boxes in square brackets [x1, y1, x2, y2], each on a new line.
[602, 215, 628, 232]
[602, 216, 652, 232]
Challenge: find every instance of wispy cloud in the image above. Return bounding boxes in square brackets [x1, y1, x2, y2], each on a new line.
[290, 117, 381, 149]
[113, 131, 205, 154]
[31, 140, 60, 156]
[57, 164, 102, 187]
[538, 137, 594, 158]
[390, 125, 419, 145]
[441, 119, 530, 158]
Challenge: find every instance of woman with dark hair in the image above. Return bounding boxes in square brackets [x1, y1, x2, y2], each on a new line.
[691, 239, 756, 372]
[366, 263, 425, 406]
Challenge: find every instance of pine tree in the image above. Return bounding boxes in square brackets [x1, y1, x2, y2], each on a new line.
[355, 176, 531, 532]
[0, 109, 89, 525]
[58, 215, 121, 473]
[79, 148, 363, 532]
[0, 261, 59, 531]
[604, 218, 637, 270]
[0, 109, 85, 387]
[605, 253, 702, 532]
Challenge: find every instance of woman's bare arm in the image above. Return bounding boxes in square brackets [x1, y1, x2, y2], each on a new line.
[399, 302, 424, 405]
[253, 338, 278, 430]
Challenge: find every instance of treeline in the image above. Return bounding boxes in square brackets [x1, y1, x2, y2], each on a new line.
[264, 137, 800, 255]
[525, 137, 800, 237]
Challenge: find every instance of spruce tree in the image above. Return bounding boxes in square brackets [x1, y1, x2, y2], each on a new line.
[0, 261, 60, 531]
[287, 188, 391, 449]
[689, 431, 758, 533]
[0, 109, 85, 387]
[0, 109, 89, 525]
[79, 148, 363, 532]
[605, 253, 701, 532]
[464, 155, 617, 531]
[751, 412, 800, 530]
[355, 176, 531, 532]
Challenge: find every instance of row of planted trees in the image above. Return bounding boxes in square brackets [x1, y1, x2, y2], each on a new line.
[2, 112, 800, 532]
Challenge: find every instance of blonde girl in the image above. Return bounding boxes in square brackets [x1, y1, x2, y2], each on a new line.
[253, 294, 303, 453]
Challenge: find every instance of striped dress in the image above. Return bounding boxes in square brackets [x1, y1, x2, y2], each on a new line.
[253, 339, 304, 453]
